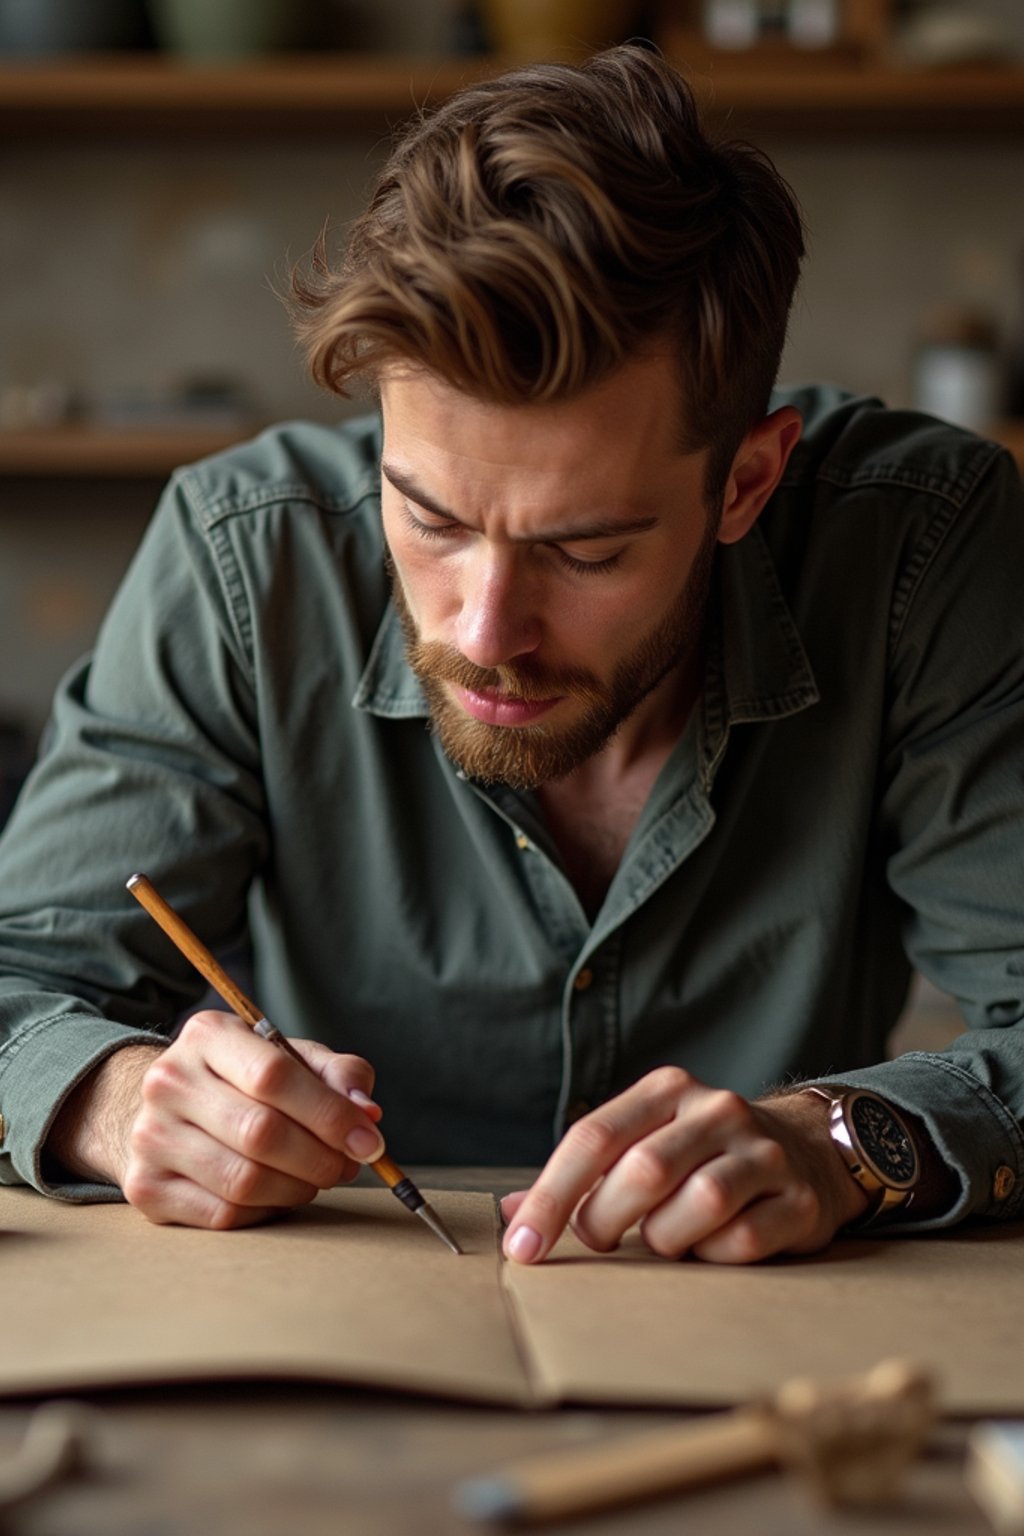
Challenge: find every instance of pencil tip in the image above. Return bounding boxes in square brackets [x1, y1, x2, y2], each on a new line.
[417, 1202, 464, 1255]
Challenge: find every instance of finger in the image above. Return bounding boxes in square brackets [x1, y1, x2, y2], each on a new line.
[291, 1041, 383, 1121]
[161, 1119, 323, 1210]
[123, 1162, 280, 1231]
[499, 1190, 529, 1225]
[140, 1048, 362, 1190]
[502, 1067, 694, 1264]
[635, 1143, 790, 1259]
[569, 1116, 720, 1253]
[124, 1115, 312, 1229]
[132, 1087, 331, 1199]
[690, 1184, 824, 1265]
[178, 1013, 386, 1164]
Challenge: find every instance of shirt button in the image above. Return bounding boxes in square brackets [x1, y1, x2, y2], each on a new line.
[565, 1099, 592, 1124]
[514, 832, 531, 851]
[993, 1165, 1016, 1201]
[573, 968, 594, 991]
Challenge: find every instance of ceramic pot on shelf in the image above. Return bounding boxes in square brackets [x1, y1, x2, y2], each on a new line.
[148, 0, 313, 59]
[0, 0, 146, 54]
[478, 0, 638, 59]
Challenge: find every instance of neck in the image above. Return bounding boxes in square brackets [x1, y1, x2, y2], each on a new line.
[584, 645, 703, 782]
[535, 656, 702, 920]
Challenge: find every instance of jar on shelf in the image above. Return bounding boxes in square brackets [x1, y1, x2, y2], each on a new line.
[478, 0, 637, 59]
[912, 308, 1002, 434]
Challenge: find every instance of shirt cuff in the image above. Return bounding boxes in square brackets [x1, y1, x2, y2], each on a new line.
[811, 1052, 1024, 1232]
[0, 1010, 169, 1202]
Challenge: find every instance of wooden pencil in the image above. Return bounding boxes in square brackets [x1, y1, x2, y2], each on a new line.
[125, 872, 462, 1254]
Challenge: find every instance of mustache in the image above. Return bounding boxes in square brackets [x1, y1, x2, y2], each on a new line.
[407, 638, 601, 704]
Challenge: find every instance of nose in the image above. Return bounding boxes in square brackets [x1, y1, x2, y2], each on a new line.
[454, 547, 542, 670]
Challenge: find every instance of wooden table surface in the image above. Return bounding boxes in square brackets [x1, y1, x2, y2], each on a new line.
[0, 1169, 993, 1536]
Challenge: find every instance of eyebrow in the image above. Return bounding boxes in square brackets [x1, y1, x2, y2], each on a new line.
[380, 461, 659, 544]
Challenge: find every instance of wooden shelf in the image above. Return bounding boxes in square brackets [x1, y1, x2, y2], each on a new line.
[2, 53, 1024, 137]
[0, 426, 257, 477]
[0, 54, 497, 136]
[687, 61, 1024, 136]
[2, 420, 1021, 480]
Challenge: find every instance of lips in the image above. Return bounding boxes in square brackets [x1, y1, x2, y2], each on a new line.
[454, 686, 563, 727]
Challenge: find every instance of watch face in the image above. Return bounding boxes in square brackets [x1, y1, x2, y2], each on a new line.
[849, 1094, 918, 1188]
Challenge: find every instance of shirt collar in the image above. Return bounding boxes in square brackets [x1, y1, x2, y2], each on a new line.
[353, 523, 819, 749]
[699, 522, 819, 790]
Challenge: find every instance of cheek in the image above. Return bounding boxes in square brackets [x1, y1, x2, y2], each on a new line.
[552, 587, 643, 668]
[384, 524, 458, 629]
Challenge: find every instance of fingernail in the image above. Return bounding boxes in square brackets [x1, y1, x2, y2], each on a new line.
[506, 1225, 542, 1264]
[347, 1087, 381, 1113]
[344, 1124, 385, 1162]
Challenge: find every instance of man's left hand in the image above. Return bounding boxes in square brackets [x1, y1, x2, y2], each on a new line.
[500, 1066, 869, 1265]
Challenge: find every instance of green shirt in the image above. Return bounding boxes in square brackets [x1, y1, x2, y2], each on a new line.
[1, 386, 1023, 1228]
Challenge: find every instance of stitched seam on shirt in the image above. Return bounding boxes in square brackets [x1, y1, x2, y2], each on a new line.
[177, 471, 257, 682]
[900, 1050, 1024, 1200]
[810, 439, 1000, 504]
[207, 518, 256, 679]
[886, 497, 959, 656]
[197, 481, 380, 529]
[0, 1011, 165, 1078]
[0, 1011, 81, 1074]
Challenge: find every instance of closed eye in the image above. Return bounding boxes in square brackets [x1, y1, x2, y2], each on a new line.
[400, 499, 627, 576]
[400, 502, 460, 541]
[554, 547, 625, 576]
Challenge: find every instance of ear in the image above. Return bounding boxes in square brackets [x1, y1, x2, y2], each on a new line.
[718, 407, 803, 546]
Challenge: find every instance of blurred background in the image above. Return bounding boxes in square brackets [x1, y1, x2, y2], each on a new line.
[2, 0, 1023, 1044]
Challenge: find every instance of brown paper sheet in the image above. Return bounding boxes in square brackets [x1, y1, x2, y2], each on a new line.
[502, 1220, 1024, 1414]
[3, 1187, 1023, 1413]
[0, 1187, 531, 1404]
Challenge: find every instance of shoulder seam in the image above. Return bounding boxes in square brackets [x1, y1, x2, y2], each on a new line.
[175, 470, 257, 684]
[885, 446, 1006, 657]
[787, 438, 1001, 510]
[176, 474, 380, 533]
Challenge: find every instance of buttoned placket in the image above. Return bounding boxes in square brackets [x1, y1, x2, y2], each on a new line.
[455, 714, 716, 1143]
[353, 523, 820, 1151]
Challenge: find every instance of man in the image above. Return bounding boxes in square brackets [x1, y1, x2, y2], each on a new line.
[0, 46, 1021, 1263]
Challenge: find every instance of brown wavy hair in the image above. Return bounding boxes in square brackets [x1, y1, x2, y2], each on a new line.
[289, 44, 805, 508]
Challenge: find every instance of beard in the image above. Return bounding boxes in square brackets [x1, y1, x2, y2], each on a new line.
[389, 520, 718, 792]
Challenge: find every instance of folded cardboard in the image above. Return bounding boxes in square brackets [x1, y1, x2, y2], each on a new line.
[2, 1187, 1021, 1413]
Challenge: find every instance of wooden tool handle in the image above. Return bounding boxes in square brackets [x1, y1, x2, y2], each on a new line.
[459, 1410, 777, 1524]
[124, 872, 462, 1251]
[127, 873, 262, 1028]
[126, 871, 370, 1128]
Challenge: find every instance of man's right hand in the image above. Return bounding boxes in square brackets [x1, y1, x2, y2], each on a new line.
[45, 1011, 385, 1229]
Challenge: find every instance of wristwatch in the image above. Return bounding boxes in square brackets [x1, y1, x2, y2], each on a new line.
[802, 1085, 920, 1225]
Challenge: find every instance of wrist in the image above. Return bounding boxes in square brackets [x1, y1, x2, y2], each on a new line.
[44, 1044, 163, 1188]
[756, 1091, 871, 1229]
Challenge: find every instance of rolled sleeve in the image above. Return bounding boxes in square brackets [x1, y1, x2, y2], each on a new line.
[0, 1010, 169, 1200]
[0, 466, 267, 1199]
[814, 1052, 1024, 1231]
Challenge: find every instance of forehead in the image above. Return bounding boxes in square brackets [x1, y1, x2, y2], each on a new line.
[379, 354, 707, 527]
